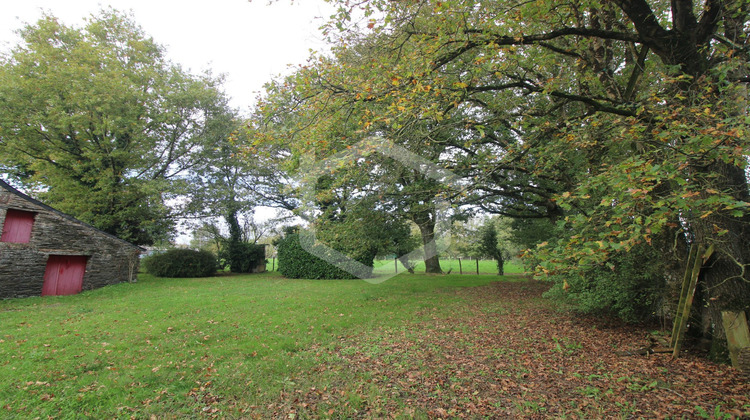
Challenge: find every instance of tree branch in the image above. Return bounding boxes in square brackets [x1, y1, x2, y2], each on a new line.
[611, 0, 671, 46]
[427, 27, 640, 70]
[624, 45, 650, 102]
[697, 0, 723, 44]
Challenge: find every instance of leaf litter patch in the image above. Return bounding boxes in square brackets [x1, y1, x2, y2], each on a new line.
[272, 280, 750, 418]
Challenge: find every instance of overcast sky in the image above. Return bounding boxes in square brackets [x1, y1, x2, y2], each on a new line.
[0, 0, 335, 112]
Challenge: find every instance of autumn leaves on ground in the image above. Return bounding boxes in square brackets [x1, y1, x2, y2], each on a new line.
[273, 281, 750, 419]
[1, 275, 748, 418]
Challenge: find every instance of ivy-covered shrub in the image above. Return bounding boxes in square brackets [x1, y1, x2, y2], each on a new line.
[542, 243, 667, 322]
[143, 249, 217, 278]
[220, 241, 266, 273]
[277, 233, 373, 279]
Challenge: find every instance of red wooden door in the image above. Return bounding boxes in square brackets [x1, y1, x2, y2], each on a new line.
[41, 255, 88, 296]
[1, 209, 35, 243]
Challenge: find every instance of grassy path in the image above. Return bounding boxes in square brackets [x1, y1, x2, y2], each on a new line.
[1, 274, 747, 418]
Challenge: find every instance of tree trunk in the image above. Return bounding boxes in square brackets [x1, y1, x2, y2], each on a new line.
[613, 0, 750, 358]
[225, 199, 246, 273]
[693, 162, 750, 361]
[690, 10, 750, 356]
[226, 206, 242, 243]
[415, 216, 442, 274]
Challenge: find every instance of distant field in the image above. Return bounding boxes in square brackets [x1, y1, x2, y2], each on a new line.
[267, 257, 525, 275]
[372, 258, 524, 275]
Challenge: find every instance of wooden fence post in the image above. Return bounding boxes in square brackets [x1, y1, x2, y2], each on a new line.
[672, 245, 714, 358]
[670, 245, 698, 348]
[721, 311, 750, 369]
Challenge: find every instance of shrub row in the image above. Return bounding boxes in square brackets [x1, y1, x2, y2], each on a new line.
[277, 233, 373, 279]
[143, 249, 217, 278]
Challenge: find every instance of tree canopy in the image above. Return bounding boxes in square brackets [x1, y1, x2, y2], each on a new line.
[250, 0, 750, 352]
[0, 9, 233, 245]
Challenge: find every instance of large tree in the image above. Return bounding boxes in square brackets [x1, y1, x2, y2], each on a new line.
[0, 9, 231, 245]
[253, 33, 472, 273]
[315, 0, 749, 352]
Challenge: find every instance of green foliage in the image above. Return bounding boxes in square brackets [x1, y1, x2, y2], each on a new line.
[252, 0, 750, 342]
[253, 48, 458, 274]
[315, 201, 417, 266]
[220, 241, 266, 273]
[277, 233, 373, 279]
[510, 218, 558, 252]
[0, 9, 232, 245]
[314, 0, 750, 333]
[543, 243, 667, 323]
[142, 249, 217, 278]
[451, 217, 515, 275]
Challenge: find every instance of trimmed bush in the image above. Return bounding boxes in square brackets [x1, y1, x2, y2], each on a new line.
[143, 249, 217, 278]
[277, 233, 373, 279]
[220, 241, 266, 273]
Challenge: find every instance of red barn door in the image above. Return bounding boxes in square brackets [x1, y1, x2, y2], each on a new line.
[42, 255, 88, 296]
[1, 209, 35, 243]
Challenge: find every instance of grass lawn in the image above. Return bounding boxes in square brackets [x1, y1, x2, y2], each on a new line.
[1, 272, 748, 418]
[0, 272, 499, 418]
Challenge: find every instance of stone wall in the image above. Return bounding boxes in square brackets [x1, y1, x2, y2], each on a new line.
[0, 185, 142, 299]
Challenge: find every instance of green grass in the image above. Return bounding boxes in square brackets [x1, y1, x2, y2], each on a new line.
[0, 271, 505, 418]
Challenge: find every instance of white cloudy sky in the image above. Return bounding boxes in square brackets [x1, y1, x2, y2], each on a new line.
[0, 0, 335, 112]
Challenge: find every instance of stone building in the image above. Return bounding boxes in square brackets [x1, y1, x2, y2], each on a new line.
[0, 179, 143, 298]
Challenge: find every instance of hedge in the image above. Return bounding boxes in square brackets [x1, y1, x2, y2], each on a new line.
[143, 248, 217, 278]
[277, 233, 373, 279]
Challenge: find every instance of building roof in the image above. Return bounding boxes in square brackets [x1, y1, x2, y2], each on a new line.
[0, 179, 145, 251]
